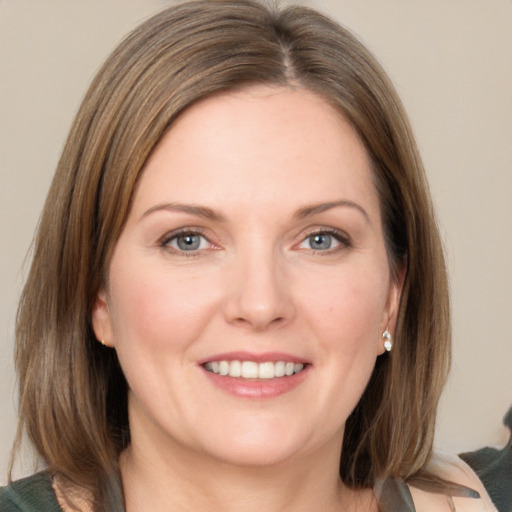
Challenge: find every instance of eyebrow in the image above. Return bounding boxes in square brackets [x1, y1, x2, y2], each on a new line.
[293, 200, 370, 223]
[141, 199, 369, 224]
[141, 203, 226, 222]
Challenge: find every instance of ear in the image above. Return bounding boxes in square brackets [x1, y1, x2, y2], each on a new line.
[91, 288, 114, 347]
[377, 262, 406, 355]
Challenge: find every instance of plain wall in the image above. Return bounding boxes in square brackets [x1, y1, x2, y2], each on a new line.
[1, 0, 511, 484]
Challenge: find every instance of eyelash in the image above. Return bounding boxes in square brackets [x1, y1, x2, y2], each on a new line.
[159, 228, 214, 256]
[297, 228, 352, 254]
[158, 227, 352, 256]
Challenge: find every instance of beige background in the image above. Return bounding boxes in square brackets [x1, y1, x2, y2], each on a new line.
[1, 0, 511, 483]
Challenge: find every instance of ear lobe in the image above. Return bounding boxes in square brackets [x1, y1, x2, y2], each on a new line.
[91, 288, 114, 347]
[378, 263, 406, 355]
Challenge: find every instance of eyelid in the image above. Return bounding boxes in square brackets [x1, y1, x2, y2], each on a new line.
[295, 226, 352, 252]
[159, 227, 218, 253]
[157, 225, 351, 255]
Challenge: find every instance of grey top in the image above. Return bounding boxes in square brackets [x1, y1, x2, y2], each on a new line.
[460, 406, 512, 512]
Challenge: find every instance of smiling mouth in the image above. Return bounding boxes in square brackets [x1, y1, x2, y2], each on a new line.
[203, 360, 306, 380]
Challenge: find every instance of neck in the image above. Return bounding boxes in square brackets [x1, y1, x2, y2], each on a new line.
[120, 428, 360, 512]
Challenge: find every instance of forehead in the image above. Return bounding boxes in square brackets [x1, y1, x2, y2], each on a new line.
[131, 85, 379, 221]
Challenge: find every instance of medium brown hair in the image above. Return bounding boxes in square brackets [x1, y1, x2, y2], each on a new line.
[12, 0, 450, 506]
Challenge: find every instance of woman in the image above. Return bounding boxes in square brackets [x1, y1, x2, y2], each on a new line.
[0, 1, 498, 510]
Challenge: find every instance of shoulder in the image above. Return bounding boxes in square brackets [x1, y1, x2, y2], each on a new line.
[409, 452, 498, 512]
[0, 472, 62, 512]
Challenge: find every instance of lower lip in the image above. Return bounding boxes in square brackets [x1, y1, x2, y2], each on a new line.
[201, 366, 310, 399]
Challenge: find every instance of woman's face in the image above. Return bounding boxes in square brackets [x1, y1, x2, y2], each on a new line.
[93, 86, 401, 469]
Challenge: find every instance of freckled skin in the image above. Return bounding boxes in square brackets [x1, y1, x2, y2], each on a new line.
[92, 85, 400, 472]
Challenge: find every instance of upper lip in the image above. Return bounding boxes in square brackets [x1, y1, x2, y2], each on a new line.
[198, 351, 310, 365]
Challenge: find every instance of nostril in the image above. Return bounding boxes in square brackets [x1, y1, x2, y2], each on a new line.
[232, 315, 286, 330]
[223, 273, 296, 330]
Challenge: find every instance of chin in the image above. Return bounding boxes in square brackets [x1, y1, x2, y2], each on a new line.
[203, 442, 303, 469]
[192, 419, 327, 469]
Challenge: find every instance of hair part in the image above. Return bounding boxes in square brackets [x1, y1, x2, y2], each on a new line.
[12, 0, 450, 507]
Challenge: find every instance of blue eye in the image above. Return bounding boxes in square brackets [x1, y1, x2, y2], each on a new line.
[164, 232, 210, 252]
[298, 230, 348, 252]
[308, 233, 334, 250]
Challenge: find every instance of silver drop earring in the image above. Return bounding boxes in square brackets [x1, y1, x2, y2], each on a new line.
[382, 329, 393, 352]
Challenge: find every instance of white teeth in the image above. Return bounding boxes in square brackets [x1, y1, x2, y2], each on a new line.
[204, 360, 306, 379]
[258, 362, 274, 379]
[241, 361, 258, 378]
[219, 361, 229, 376]
[228, 360, 241, 377]
[274, 361, 286, 377]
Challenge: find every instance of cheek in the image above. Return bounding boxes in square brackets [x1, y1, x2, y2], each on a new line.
[302, 267, 388, 345]
[108, 260, 221, 350]
[291, 268, 388, 442]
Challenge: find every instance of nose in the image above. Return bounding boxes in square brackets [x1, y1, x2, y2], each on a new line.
[223, 249, 295, 331]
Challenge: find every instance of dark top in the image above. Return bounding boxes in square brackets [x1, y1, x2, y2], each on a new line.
[0, 472, 62, 512]
[460, 406, 512, 512]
